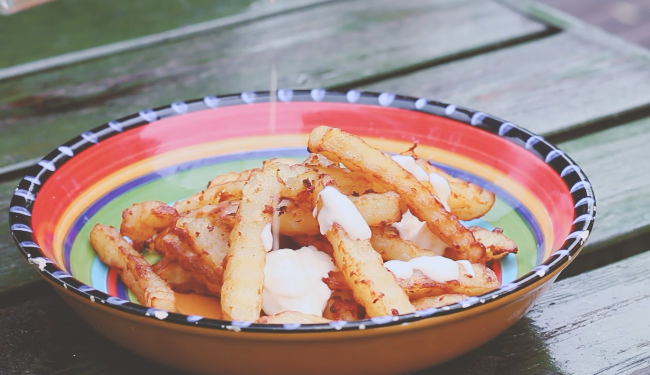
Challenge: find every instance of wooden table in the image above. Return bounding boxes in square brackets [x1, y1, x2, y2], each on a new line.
[1, 0, 649, 373]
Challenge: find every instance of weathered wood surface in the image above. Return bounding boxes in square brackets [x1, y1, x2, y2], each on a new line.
[2, 249, 648, 375]
[560, 117, 650, 252]
[364, 32, 650, 139]
[0, 0, 331, 81]
[0, 179, 40, 296]
[0, 0, 286, 68]
[0, 0, 547, 168]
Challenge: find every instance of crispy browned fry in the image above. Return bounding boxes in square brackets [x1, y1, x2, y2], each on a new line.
[323, 270, 350, 291]
[349, 192, 401, 225]
[461, 226, 517, 260]
[412, 157, 495, 221]
[263, 158, 300, 168]
[154, 227, 224, 297]
[412, 293, 469, 309]
[308, 126, 486, 263]
[120, 201, 179, 249]
[221, 166, 284, 321]
[323, 290, 366, 321]
[310, 175, 415, 317]
[303, 153, 337, 167]
[278, 192, 401, 236]
[370, 226, 438, 261]
[208, 168, 259, 188]
[293, 235, 334, 257]
[152, 257, 209, 295]
[90, 224, 176, 310]
[173, 180, 245, 213]
[397, 263, 499, 300]
[325, 224, 415, 317]
[257, 311, 331, 324]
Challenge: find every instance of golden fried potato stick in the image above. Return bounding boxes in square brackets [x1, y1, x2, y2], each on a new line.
[154, 226, 226, 297]
[257, 311, 331, 324]
[221, 166, 284, 321]
[370, 226, 438, 262]
[120, 201, 179, 249]
[326, 224, 415, 317]
[173, 180, 245, 214]
[208, 168, 259, 188]
[312, 176, 415, 317]
[308, 126, 486, 263]
[412, 156, 495, 221]
[397, 264, 499, 300]
[461, 226, 518, 260]
[412, 293, 470, 310]
[90, 224, 176, 311]
[152, 257, 210, 295]
[323, 290, 366, 321]
[278, 192, 402, 236]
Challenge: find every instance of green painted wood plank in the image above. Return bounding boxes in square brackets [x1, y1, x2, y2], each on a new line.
[0, 0, 332, 81]
[0, 179, 41, 296]
[364, 32, 650, 138]
[0, 0, 314, 70]
[558, 117, 650, 253]
[2, 250, 648, 374]
[0, 0, 547, 168]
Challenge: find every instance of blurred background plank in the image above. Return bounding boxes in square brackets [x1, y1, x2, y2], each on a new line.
[0, 0, 547, 169]
[0, 0, 318, 69]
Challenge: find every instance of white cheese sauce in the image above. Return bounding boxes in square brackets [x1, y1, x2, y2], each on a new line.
[260, 223, 273, 252]
[390, 155, 452, 211]
[316, 185, 371, 240]
[384, 256, 477, 282]
[262, 246, 338, 316]
[391, 155, 429, 181]
[384, 256, 459, 283]
[391, 210, 447, 255]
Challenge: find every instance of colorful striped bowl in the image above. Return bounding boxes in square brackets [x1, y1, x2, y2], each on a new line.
[9, 90, 595, 375]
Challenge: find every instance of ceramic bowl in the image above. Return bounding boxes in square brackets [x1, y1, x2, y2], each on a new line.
[9, 90, 595, 375]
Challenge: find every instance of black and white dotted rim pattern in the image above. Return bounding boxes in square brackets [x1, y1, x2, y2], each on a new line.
[9, 90, 596, 333]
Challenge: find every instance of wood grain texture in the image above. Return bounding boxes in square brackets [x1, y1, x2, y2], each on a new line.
[364, 32, 650, 138]
[2, 251, 648, 374]
[0, 0, 270, 69]
[0, 0, 546, 168]
[558, 117, 650, 252]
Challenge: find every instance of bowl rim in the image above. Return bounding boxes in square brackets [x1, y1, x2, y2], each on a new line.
[9, 89, 596, 333]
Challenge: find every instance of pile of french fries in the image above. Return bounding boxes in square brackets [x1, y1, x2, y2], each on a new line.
[90, 126, 517, 323]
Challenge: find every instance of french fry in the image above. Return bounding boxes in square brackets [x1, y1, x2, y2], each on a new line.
[397, 263, 499, 300]
[257, 311, 331, 324]
[323, 270, 351, 291]
[323, 290, 366, 321]
[278, 192, 402, 236]
[308, 126, 486, 263]
[154, 227, 225, 297]
[152, 257, 210, 295]
[173, 180, 245, 214]
[120, 201, 179, 249]
[412, 157, 495, 221]
[90, 224, 176, 311]
[412, 293, 469, 309]
[370, 226, 439, 261]
[208, 168, 259, 188]
[325, 224, 415, 317]
[221, 166, 284, 321]
[310, 175, 414, 317]
[461, 226, 518, 260]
